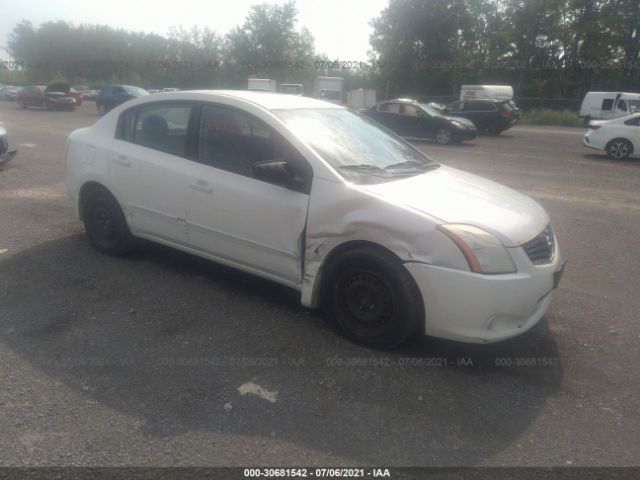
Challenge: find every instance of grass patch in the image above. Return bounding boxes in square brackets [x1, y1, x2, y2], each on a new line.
[520, 109, 582, 127]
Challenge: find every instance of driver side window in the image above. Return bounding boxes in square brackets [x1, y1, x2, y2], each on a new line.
[198, 105, 312, 190]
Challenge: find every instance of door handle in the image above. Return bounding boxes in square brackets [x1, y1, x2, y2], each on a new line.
[189, 180, 213, 194]
[113, 155, 131, 167]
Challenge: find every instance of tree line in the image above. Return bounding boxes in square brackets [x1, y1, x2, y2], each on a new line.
[2, 0, 639, 102]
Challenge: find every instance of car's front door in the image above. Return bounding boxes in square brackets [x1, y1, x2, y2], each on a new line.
[109, 102, 195, 245]
[183, 104, 311, 285]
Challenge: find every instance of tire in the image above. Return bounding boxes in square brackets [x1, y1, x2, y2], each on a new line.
[41, 100, 49, 111]
[82, 185, 136, 255]
[582, 116, 591, 127]
[435, 128, 453, 145]
[17, 98, 26, 109]
[605, 138, 633, 160]
[97, 103, 106, 116]
[322, 246, 424, 350]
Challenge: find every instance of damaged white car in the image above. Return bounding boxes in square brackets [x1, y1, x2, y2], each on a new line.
[65, 91, 565, 349]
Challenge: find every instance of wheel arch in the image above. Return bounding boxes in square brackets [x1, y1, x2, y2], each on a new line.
[78, 181, 119, 222]
[302, 239, 409, 309]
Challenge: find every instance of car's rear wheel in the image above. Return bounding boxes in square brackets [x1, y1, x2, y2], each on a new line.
[41, 100, 49, 111]
[435, 128, 453, 145]
[82, 185, 136, 255]
[323, 246, 423, 350]
[605, 138, 633, 160]
[97, 103, 106, 116]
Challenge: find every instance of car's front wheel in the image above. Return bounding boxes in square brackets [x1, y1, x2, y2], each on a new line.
[605, 138, 633, 160]
[82, 185, 136, 255]
[435, 128, 453, 145]
[323, 246, 423, 350]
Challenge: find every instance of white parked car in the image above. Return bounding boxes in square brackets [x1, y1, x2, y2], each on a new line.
[65, 90, 565, 349]
[583, 113, 640, 159]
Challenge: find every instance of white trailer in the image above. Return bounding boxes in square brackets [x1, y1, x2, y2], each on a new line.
[460, 85, 514, 101]
[314, 76, 344, 104]
[248, 78, 277, 92]
[579, 92, 640, 124]
[347, 89, 377, 110]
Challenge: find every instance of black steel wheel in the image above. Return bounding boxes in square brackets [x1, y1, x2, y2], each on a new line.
[323, 246, 423, 349]
[82, 186, 135, 255]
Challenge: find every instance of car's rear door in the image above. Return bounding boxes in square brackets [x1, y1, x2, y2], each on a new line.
[183, 103, 311, 285]
[109, 101, 195, 245]
[463, 101, 497, 129]
[372, 102, 403, 134]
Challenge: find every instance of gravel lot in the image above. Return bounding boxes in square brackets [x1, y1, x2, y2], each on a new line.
[0, 100, 639, 467]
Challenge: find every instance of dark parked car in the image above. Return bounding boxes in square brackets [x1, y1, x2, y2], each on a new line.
[442, 99, 520, 135]
[362, 99, 478, 145]
[96, 85, 149, 115]
[16, 85, 76, 111]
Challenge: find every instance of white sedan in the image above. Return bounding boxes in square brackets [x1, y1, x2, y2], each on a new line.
[65, 90, 564, 349]
[583, 113, 640, 159]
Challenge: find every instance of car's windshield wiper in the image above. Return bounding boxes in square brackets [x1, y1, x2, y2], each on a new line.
[385, 161, 439, 171]
[338, 164, 387, 174]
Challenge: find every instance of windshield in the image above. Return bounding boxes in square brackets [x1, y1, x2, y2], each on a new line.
[274, 108, 439, 184]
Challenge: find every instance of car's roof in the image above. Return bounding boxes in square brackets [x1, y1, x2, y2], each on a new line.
[150, 90, 344, 110]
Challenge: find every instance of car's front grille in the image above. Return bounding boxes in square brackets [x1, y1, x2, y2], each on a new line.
[522, 226, 555, 264]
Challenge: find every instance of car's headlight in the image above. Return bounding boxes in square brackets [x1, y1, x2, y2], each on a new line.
[438, 224, 516, 274]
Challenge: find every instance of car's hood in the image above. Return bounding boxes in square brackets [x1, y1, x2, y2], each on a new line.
[358, 165, 548, 247]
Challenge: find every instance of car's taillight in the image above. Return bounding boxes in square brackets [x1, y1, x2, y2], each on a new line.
[500, 110, 512, 118]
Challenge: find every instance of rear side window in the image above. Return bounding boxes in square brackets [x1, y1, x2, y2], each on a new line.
[379, 103, 401, 114]
[402, 104, 420, 117]
[465, 102, 497, 112]
[601, 99, 614, 111]
[118, 103, 193, 157]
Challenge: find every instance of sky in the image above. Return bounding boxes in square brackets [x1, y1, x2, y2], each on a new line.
[0, 0, 389, 60]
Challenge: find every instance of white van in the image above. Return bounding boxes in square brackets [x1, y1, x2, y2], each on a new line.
[460, 85, 514, 101]
[580, 92, 640, 125]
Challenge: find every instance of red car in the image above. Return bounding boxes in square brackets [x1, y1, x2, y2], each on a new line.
[17, 85, 77, 111]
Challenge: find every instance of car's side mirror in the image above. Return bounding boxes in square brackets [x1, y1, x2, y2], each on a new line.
[252, 160, 295, 187]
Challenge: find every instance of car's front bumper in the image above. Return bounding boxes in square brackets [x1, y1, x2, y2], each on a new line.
[405, 242, 564, 343]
